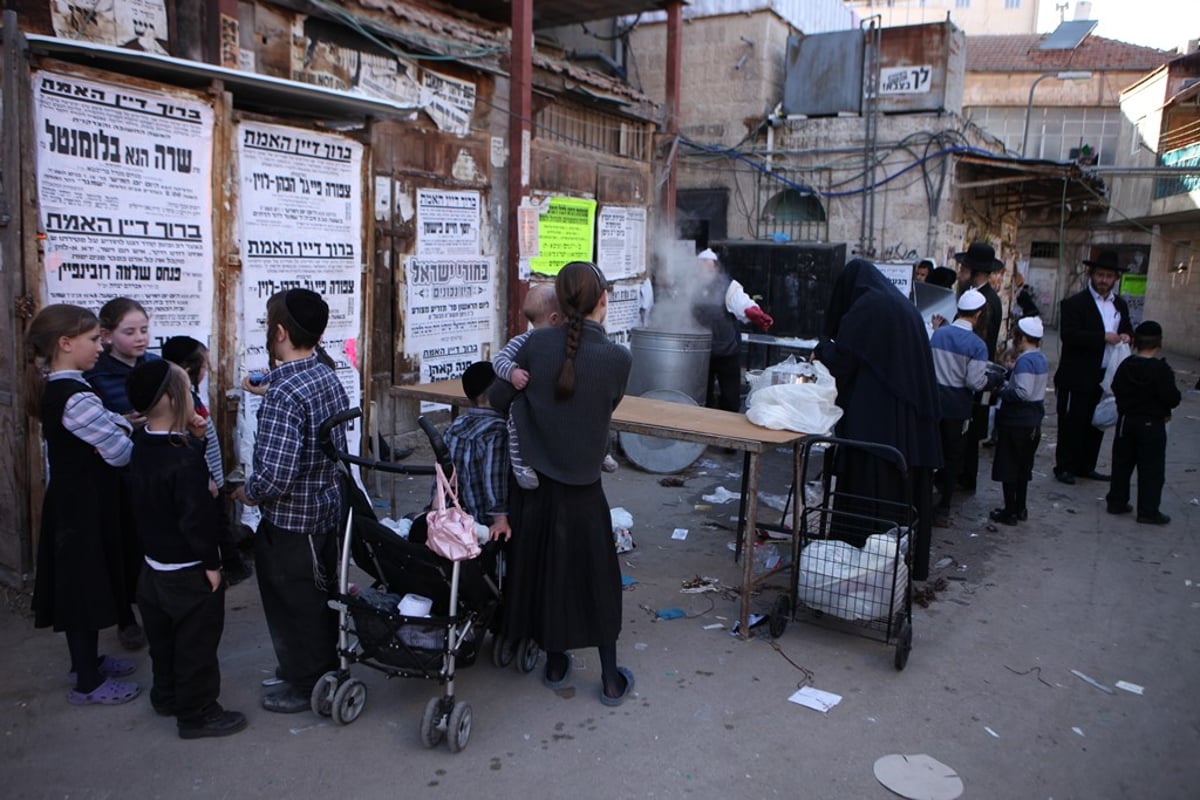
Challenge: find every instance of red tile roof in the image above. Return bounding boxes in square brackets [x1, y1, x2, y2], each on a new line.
[967, 34, 1174, 73]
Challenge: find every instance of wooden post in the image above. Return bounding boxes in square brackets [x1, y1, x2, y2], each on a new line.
[209, 0, 240, 69]
[662, 0, 684, 236]
[506, 0, 533, 339]
[1, 10, 33, 585]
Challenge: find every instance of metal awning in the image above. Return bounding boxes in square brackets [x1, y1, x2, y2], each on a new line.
[954, 151, 1107, 214]
[23, 34, 422, 122]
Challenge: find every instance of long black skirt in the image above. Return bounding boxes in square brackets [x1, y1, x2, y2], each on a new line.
[503, 475, 622, 653]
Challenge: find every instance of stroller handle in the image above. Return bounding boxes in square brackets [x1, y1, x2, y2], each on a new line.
[319, 408, 435, 476]
[418, 415, 456, 480]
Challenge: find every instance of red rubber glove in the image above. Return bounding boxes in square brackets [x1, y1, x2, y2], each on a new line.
[745, 305, 773, 332]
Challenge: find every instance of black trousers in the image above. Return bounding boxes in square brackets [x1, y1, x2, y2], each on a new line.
[936, 416, 969, 512]
[1107, 415, 1167, 517]
[957, 403, 989, 490]
[707, 353, 742, 413]
[1055, 383, 1104, 476]
[137, 564, 225, 722]
[254, 519, 338, 690]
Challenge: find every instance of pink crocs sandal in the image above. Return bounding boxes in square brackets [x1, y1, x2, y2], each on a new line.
[67, 655, 137, 684]
[67, 678, 141, 706]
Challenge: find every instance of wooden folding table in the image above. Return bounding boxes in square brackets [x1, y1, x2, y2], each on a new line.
[391, 381, 806, 638]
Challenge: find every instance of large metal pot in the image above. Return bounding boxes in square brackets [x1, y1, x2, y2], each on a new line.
[627, 327, 712, 405]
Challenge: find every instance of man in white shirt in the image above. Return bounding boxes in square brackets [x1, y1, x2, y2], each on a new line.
[1053, 250, 1133, 485]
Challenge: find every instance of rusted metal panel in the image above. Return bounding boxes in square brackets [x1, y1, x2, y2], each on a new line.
[783, 30, 864, 117]
[873, 22, 965, 115]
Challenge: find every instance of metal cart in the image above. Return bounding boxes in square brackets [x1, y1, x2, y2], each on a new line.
[768, 436, 915, 670]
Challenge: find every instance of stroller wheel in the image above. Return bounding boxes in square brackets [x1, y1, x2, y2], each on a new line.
[420, 697, 445, 748]
[331, 678, 367, 725]
[447, 701, 472, 753]
[311, 671, 340, 717]
[516, 638, 541, 674]
[492, 635, 516, 668]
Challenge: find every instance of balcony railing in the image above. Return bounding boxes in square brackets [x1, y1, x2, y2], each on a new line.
[1155, 142, 1200, 199]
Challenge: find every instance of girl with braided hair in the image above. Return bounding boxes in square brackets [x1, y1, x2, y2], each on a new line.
[489, 262, 635, 705]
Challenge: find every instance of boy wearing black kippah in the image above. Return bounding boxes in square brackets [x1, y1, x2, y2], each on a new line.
[232, 289, 350, 713]
[1105, 321, 1181, 525]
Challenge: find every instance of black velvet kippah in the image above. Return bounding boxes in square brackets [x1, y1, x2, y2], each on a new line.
[126, 359, 172, 414]
[284, 289, 329, 338]
[461, 361, 495, 400]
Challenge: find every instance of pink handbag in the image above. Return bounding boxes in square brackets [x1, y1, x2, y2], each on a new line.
[425, 463, 481, 562]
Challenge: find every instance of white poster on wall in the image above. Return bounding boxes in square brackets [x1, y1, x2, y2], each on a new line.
[32, 70, 214, 347]
[404, 256, 498, 385]
[875, 262, 915, 300]
[605, 278, 647, 348]
[237, 121, 364, 459]
[420, 69, 476, 135]
[596, 205, 648, 281]
[416, 189, 481, 257]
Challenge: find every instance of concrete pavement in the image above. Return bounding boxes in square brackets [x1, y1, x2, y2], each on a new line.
[2, 331, 1198, 799]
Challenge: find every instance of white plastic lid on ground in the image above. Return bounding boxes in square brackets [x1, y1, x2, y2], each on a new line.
[873, 754, 963, 800]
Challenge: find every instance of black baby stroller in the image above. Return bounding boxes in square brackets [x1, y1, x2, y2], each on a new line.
[312, 409, 536, 752]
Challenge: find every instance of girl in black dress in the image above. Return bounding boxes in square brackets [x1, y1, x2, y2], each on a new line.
[494, 262, 635, 705]
[27, 305, 140, 705]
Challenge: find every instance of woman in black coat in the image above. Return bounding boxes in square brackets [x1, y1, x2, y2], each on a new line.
[814, 259, 942, 580]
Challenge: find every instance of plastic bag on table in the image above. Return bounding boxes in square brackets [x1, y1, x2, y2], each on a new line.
[745, 360, 843, 435]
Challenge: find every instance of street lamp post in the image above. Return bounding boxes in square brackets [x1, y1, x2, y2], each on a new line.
[1021, 71, 1093, 158]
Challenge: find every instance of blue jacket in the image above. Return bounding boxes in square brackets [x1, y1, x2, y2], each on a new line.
[84, 351, 162, 415]
[996, 349, 1048, 428]
[931, 320, 994, 420]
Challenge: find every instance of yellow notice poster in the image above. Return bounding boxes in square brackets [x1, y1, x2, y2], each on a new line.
[529, 196, 596, 275]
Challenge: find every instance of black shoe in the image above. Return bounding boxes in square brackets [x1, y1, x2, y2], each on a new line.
[261, 685, 311, 714]
[989, 508, 1018, 526]
[956, 479, 976, 493]
[118, 622, 147, 651]
[1106, 503, 1133, 515]
[1017, 509, 1028, 522]
[1083, 471, 1111, 481]
[1054, 470, 1076, 485]
[178, 707, 248, 739]
[1136, 513, 1171, 526]
[222, 557, 254, 587]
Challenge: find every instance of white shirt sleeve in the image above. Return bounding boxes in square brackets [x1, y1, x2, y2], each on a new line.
[723, 279, 757, 322]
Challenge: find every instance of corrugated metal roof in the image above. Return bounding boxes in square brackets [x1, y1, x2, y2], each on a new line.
[967, 33, 1173, 73]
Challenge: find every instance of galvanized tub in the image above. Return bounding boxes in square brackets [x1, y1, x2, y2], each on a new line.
[627, 327, 712, 405]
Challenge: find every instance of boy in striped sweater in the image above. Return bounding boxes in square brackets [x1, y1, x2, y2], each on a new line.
[989, 317, 1049, 526]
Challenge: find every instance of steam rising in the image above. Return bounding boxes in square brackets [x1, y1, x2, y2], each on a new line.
[644, 233, 708, 334]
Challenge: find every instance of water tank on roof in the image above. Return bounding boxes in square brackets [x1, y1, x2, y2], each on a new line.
[783, 30, 864, 117]
[873, 22, 965, 115]
[782, 22, 964, 118]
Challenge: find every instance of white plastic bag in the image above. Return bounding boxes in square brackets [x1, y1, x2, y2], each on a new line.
[745, 360, 843, 434]
[1092, 342, 1131, 430]
[1100, 341, 1131, 394]
[797, 530, 907, 621]
[1092, 394, 1118, 429]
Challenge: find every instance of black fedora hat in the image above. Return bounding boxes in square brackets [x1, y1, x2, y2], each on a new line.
[1082, 250, 1129, 273]
[953, 242, 1004, 273]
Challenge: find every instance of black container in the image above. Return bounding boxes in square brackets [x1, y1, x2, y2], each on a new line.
[709, 241, 846, 341]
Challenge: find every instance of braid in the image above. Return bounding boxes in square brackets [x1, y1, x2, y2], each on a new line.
[556, 313, 583, 400]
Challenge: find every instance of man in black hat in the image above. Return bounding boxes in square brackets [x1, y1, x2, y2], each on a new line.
[953, 242, 1005, 491]
[232, 289, 350, 713]
[1053, 250, 1133, 484]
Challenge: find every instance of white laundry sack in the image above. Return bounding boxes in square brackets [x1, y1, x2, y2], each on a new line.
[745, 360, 843, 434]
[1092, 394, 1118, 429]
[1100, 341, 1132, 395]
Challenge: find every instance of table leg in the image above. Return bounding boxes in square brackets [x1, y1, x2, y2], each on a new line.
[735, 450, 751, 562]
[738, 450, 761, 639]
